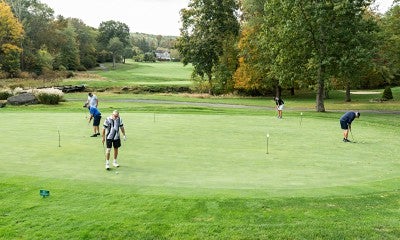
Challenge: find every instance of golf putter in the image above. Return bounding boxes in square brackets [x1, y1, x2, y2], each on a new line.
[350, 128, 356, 143]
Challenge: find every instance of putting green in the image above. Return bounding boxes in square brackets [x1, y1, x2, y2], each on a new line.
[2, 112, 399, 197]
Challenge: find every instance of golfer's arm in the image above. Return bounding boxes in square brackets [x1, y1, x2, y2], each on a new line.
[121, 126, 126, 136]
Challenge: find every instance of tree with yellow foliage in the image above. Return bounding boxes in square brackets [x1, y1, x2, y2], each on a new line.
[0, 0, 24, 77]
[234, 0, 278, 96]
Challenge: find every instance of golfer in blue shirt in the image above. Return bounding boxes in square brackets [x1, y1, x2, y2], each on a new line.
[88, 106, 102, 137]
[340, 111, 360, 142]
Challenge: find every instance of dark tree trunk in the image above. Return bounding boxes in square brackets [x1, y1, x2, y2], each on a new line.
[275, 85, 282, 98]
[208, 73, 213, 95]
[345, 81, 351, 102]
[316, 65, 326, 112]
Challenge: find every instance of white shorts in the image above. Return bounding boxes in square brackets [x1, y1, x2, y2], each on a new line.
[277, 104, 284, 110]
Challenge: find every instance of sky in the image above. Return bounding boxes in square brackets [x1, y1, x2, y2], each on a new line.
[40, 0, 190, 36]
[40, 0, 394, 36]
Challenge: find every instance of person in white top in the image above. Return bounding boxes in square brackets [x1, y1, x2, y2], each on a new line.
[84, 92, 98, 108]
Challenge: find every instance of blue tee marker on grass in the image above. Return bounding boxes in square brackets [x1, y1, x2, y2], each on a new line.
[40, 190, 50, 198]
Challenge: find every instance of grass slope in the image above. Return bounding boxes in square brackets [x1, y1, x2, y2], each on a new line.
[63, 61, 193, 89]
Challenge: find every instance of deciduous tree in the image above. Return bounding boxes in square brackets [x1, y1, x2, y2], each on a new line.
[177, 0, 240, 94]
[57, 24, 80, 70]
[97, 20, 130, 66]
[377, 3, 400, 87]
[0, 0, 24, 76]
[108, 37, 124, 69]
[68, 18, 98, 69]
[234, 0, 277, 96]
[97, 20, 130, 50]
[262, 0, 375, 111]
[6, 0, 54, 72]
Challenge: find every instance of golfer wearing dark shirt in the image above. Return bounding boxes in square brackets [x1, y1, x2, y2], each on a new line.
[340, 111, 360, 142]
[274, 97, 284, 119]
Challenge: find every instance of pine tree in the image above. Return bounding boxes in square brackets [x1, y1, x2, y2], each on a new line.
[382, 86, 393, 100]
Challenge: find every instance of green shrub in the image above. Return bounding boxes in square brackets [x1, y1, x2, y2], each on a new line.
[0, 71, 8, 79]
[77, 65, 87, 71]
[382, 86, 393, 100]
[66, 71, 74, 78]
[0, 91, 13, 100]
[36, 93, 63, 104]
[33, 88, 64, 105]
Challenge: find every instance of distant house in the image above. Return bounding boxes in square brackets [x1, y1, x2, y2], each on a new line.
[155, 50, 171, 61]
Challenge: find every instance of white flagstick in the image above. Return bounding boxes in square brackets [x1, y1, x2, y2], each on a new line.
[300, 112, 303, 126]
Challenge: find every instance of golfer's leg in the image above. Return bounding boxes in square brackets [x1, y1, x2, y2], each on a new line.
[344, 130, 349, 139]
[105, 140, 111, 161]
[114, 147, 118, 160]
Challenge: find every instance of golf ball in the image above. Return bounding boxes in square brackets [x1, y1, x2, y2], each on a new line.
[115, 171, 119, 174]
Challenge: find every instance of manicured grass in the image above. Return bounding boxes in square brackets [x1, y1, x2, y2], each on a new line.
[2, 112, 399, 197]
[1, 62, 400, 238]
[62, 86, 400, 112]
[1, 105, 399, 239]
[62, 60, 193, 88]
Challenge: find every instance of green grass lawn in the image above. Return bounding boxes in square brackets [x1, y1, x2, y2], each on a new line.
[62, 60, 193, 89]
[62, 86, 400, 112]
[1, 102, 399, 239]
[1, 63, 400, 238]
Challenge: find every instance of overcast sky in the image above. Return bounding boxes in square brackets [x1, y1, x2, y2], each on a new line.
[40, 0, 394, 36]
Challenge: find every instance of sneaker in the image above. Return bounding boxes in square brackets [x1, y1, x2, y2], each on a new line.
[90, 134, 97, 137]
[113, 161, 119, 168]
[105, 162, 110, 170]
[96, 133, 101, 136]
[343, 138, 351, 142]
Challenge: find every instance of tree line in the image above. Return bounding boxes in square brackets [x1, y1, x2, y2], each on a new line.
[0, 0, 178, 77]
[176, 0, 400, 111]
[1, 0, 400, 111]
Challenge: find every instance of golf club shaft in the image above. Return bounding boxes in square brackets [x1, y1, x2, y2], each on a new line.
[350, 128, 355, 142]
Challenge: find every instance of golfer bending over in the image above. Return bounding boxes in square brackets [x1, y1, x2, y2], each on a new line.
[102, 110, 126, 170]
[88, 106, 101, 137]
[274, 96, 284, 119]
[339, 111, 360, 142]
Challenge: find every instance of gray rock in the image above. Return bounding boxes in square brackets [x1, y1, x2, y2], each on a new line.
[7, 93, 38, 105]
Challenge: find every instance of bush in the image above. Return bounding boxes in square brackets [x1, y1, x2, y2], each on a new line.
[18, 71, 35, 79]
[0, 91, 12, 100]
[382, 86, 393, 100]
[76, 65, 87, 71]
[33, 88, 64, 105]
[143, 52, 156, 62]
[36, 93, 63, 104]
[66, 71, 74, 78]
[0, 71, 9, 79]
